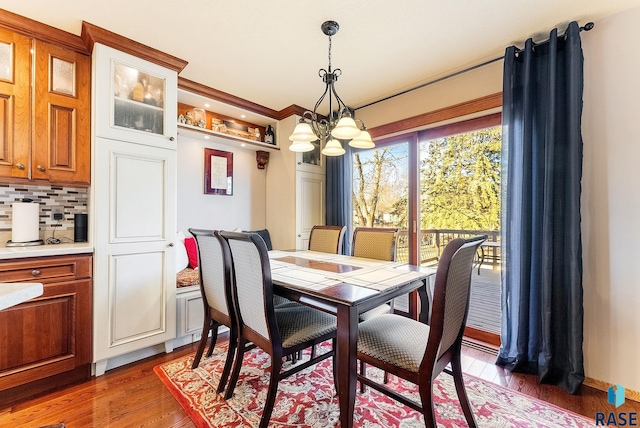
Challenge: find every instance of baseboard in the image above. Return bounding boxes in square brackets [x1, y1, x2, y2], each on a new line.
[462, 337, 499, 355]
[584, 377, 640, 403]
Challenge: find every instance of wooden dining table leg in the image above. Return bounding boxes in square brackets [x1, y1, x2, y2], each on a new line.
[336, 304, 358, 428]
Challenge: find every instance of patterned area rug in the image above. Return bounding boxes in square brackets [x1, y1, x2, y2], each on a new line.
[154, 343, 593, 427]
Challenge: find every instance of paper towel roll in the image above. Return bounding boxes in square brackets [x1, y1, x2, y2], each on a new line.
[12, 202, 40, 243]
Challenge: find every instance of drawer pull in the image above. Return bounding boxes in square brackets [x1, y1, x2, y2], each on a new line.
[31, 269, 41, 277]
[36, 165, 46, 172]
[16, 163, 25, 170]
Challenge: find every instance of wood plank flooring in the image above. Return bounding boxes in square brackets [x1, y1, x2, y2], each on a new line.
[0, 337, 637, 427]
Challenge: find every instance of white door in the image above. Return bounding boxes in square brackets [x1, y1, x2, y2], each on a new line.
[93, 137, 177, 366]
[296, 171, 325, 250]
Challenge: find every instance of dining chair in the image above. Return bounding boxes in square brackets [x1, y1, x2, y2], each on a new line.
[308, 225, 347, 254]
[188, 228, 248, 395]
[220, 231, 337, 428]
[356, 235, 487, 428]
[351, 227, 399, 321]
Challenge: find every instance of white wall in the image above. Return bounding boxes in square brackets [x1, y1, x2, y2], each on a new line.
[582, 6, 640, 392]
[176, 134, 267, 235]
[357, 60, 503, 131]
[265, 115, 298, 250]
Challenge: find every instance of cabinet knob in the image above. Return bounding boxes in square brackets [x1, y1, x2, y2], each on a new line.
[168, 242, 174, 247]
[36, 165, 46, 172]
[31, 269, 41, 277]
[16, 163, 25, 170]
[169, 136, 175, 141]
[297, 234, 302, 238]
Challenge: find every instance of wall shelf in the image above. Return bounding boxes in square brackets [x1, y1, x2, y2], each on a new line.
[177, 124, 280, 151]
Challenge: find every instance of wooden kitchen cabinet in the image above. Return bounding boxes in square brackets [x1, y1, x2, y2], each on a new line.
[0, 27, 91, 185]
[32, 39, 91, 184]
[0, 254, 92, 407]
[0, 27, 31, 180]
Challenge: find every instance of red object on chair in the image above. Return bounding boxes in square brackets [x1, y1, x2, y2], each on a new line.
[184, 237, 199, 269]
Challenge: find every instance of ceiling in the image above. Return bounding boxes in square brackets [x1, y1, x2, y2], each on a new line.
[3, 0, 640, 113]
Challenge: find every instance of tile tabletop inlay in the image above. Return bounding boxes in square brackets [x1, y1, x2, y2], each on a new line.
[0, 282, 44, 311]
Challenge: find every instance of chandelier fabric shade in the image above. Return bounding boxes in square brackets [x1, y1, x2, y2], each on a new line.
[288, 21, 375, 156]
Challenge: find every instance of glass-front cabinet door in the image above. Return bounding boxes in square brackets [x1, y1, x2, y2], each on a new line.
[94, 43, 177, 148]
[112, 62, 165, 136]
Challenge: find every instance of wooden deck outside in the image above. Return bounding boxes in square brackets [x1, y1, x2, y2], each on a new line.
[395, 228, 502, 337]
[468, 266, 501, 335]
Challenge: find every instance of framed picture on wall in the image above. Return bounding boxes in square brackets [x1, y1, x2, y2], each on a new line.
[204, 148, 233, 195]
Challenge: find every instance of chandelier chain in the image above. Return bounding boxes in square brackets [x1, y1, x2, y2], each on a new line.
[328, 34, 332, 72]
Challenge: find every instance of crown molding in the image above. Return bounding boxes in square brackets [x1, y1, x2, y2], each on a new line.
[81, 21, 187, 73]
[369, 92, 503, 139]
[0, 8, 88, 54]
[178, 77, 281, 119]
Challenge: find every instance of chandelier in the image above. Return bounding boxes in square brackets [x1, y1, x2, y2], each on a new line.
[288, 21, 375, 156]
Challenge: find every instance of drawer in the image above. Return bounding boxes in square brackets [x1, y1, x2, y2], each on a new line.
[0, 254, 92, 283]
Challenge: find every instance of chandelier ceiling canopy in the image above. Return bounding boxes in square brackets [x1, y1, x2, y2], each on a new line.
[288, 21, 375, 156]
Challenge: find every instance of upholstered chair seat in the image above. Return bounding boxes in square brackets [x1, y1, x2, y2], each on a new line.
[358, 314, 430, 372]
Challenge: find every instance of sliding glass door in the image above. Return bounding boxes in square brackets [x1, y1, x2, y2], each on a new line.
[351, 113, 502, 342]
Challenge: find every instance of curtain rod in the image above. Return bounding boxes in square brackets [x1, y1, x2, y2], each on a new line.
[355, 22, 595, 112]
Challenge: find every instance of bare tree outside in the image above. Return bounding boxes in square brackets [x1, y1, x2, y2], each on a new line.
[352, 127, 501, 231]
[352, 145, 408, 228]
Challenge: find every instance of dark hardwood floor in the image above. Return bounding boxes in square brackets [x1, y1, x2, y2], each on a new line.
[0, 336, 637, 427]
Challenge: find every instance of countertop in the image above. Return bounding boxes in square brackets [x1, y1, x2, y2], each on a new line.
[0, 242, 94, 260]
[0, 282, 44, 310]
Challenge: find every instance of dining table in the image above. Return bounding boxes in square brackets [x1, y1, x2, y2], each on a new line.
[268, 250, 436, 428]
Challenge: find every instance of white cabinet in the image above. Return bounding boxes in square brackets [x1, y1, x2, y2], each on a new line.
[91, 45, 178, 375]
[176, 286, 205, 338]
[295, 140, 324, 173]
[295, 171, 325, 250]
[93, 43, 177, 148]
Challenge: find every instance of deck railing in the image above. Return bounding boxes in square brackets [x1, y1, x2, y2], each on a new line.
[396, 228, 500, 265]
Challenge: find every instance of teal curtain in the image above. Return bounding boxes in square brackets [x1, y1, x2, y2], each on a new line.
[497, 21, 585, 394]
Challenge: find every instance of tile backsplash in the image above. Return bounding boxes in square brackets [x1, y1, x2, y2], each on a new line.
[0, 183, 88, 243]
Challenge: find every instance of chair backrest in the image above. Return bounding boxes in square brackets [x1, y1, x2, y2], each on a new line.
[244, 229, 273, 251]
[351, 227, 399, 261]
[426, 235, 486, 362]
[220, 231, 279, 344]
[189, 229, 233, 320]
[308, 225, 346, 254]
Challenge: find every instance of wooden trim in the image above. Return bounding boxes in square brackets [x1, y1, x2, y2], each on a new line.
[584, 377, 640, 403]
[369, 92, 502, 139]
[0, 8, 88, 54]
[179, 77, 311, 122]
[419, 113, 502, 140]
[463, 326, 501, 347]
[81, 21, 187, 72]
[275, 104, 309, 120]
[178, 77, 279, 119]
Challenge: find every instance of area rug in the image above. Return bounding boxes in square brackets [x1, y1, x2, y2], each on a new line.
[154, 343, 594, 427]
